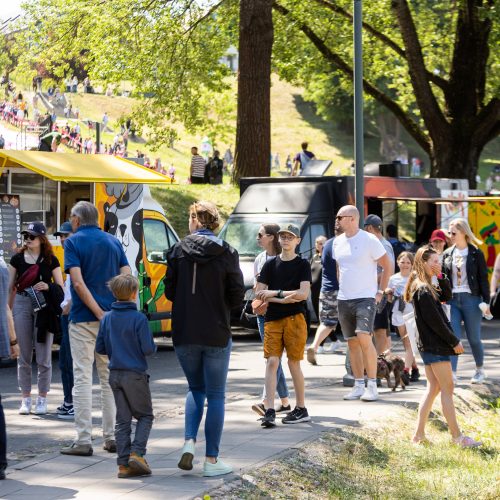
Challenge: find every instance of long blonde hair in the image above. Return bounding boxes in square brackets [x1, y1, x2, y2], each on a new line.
[449, 218, 482, 247]
[403, 246, 438, 302]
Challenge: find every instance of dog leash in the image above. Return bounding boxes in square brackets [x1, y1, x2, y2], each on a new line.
[381, 333, 409, 357]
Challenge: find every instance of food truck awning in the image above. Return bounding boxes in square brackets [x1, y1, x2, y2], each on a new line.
[0, 150, 172, 183]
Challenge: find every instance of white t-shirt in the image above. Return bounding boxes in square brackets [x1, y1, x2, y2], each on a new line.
[253, 251, 273, 285]
[332, 230, 386, 300]
[452, 247, 471, 293]
[388, 272, 413, 325]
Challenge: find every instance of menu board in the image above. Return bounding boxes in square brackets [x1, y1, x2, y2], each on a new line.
[0, 194, 21, 262]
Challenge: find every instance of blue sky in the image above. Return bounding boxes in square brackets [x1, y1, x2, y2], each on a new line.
[1, 0, 23, 22]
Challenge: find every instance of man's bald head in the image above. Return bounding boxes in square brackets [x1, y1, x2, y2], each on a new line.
[338, 205, 359, 219]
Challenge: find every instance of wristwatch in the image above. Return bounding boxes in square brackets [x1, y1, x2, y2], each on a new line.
[277, 290, 284, 299]
[10, 339, 17, 346]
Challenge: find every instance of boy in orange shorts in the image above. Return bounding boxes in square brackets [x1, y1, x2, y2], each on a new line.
[255, 224, 312, 427]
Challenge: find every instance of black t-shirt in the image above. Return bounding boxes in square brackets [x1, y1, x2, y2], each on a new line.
[258, 255, 312, 322]
[10, 252, 60, 285]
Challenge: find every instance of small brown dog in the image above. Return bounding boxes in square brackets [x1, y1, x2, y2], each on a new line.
[377, 354, 406, 391]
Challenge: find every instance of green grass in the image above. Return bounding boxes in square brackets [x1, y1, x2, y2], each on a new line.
[205, 387, 500, 499]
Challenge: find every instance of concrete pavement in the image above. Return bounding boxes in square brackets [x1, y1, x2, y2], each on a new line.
[1, 322, 498, 499]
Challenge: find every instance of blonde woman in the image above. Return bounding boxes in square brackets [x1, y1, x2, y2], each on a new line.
[442, 218, 490, 384]
[404, 246, 481, 448]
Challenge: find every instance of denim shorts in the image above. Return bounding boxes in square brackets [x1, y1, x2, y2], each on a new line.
[420, 351, 451, 365]
[338, 298, 376, 339]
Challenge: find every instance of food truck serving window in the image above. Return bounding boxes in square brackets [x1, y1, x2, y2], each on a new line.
[143, 218, 176, 264]
[11, 172, 58, 236]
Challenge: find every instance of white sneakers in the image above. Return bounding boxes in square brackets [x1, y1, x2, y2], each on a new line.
[343, 385, 364, 400]
[19, 397, 32, 415]
[34, 396, 48, 415]
[470, 369, 486, 384]
[343, 382, 379, 402]
[20, 396, 47, 415]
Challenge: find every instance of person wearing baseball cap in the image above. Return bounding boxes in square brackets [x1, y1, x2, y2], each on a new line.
[21, 221, 47, 237]
[53, 221, 75, 420]
[429, 229, 448, 261]
[364, 214, 395, 356]
[255, 223, 313, 427]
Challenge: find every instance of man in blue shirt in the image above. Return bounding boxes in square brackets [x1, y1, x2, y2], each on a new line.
[306, 226, 342, 365]
[61, 201, 130, 457]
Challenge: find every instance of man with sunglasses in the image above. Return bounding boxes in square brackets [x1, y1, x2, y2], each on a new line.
[332, 206, 392, 402]
[255, 224, 312, 427]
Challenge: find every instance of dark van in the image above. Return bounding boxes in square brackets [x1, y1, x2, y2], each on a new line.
[218, 176, 353, 327]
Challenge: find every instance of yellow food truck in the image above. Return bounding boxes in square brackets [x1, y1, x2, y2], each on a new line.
[0, 150, 178, 337]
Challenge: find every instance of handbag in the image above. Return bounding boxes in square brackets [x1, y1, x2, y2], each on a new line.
[15, 264, 41, 292]
[251, 298, 268, 316]
[491, 289, 500, 319]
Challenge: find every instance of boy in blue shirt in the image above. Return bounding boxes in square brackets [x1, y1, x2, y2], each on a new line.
[96, 275, 156, 478]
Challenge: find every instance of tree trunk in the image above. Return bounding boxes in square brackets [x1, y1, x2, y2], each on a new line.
[233, 0, 274, 183]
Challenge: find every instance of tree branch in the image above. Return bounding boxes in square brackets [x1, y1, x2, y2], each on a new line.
[273, 1, 431, 153]
[311, 0, 448, 90]
[390, 0, 449, 140]
[473, 97, 500, 147]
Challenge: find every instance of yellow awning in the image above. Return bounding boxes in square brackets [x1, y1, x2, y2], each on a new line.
[0, 150, 172, 183]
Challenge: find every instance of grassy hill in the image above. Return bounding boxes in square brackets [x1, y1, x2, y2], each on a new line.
[13, 76, 500, 236]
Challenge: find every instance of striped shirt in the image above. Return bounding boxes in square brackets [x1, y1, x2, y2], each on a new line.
[191, 154, 206, 179]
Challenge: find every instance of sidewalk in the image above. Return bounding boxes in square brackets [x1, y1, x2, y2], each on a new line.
[2, 322, 499, 499]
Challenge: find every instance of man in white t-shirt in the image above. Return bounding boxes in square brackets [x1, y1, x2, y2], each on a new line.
[332, 206, 392, 401]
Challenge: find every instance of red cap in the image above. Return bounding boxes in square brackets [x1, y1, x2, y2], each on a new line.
[430, 229, 447, 242]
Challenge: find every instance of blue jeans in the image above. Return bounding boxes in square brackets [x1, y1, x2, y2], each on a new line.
[0, 394, 6, 470]
[175, 341, 231, 458]
[449, 293, 484, 371]
[257, 315, 289, 400]
[59, 315, 74, 404]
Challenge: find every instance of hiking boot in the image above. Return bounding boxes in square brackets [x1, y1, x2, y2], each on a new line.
[60, 443, 93, 456]
[360, 383, 379, 402]
[57, 406, 74, 420]
[19, 397, 32, 415]
[251, 403, 265, 416]
[410, 367, 420, 382]
[178, 440, 195, 470]
[103, 439, 117, 453]
[401, 370, 411, 386]
[128, 452, 152, 475]
[306, 347, 317, 365]
[282, 406, 311, 424]
[470, 369, 486, 384]
[34, 396, 48, 415]
[276, 404, 291, 413]
[453, 434, 482, 448]
[343, 385, 364, 400]
[260, 408, 276, 428]
[117, 464, 144, 478]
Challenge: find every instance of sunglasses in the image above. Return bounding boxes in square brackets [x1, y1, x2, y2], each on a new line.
[279, 234, 296, 241]
[257, 233, 269, 239]
[336, 215, 353, 221]
[23, 234, 37, 241]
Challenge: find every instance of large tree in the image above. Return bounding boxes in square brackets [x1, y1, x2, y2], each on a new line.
[233, 0, 274, 181]
[273, 0, 499, 186]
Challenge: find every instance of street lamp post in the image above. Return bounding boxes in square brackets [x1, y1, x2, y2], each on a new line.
[343, 0, 364, 387]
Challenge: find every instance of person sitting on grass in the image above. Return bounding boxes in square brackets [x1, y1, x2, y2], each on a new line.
[96, 274, 157, 478]
[404, 246, 482, 448]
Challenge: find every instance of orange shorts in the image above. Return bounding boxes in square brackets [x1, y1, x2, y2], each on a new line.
[263, 313, 307, 362]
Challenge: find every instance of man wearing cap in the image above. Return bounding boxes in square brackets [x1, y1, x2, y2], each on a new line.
[255, 224, 312, 427]
[38, 130, 69, 152]
[333, 206, 392, 402]
[364, 214, 395, 355]
[53, 222, 75, 420]
[61, 201, 130, 457]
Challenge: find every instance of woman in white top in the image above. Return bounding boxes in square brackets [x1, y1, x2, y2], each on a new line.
[251, 223, 290, 416]
[442, 218, 491, 384]
[386, 252, 416, 383]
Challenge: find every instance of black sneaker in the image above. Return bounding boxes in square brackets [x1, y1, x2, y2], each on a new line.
[282, 406, 311, 424]
[410, 368, 420, 382]
[276, 404, 291, 413]
[401, 371, 411, 386]
[260, 408, 276, 428]
[56, 402, 73, 415]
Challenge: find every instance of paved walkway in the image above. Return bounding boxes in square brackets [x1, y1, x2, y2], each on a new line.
[2, 322, 499, 499]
